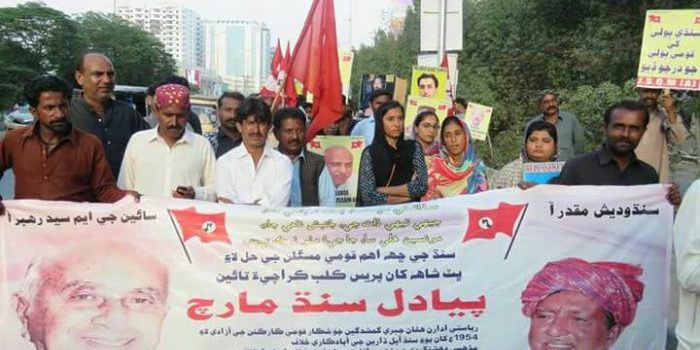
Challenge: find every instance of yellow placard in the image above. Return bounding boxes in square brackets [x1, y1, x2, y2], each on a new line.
[410, 66, 448, 100]
[338, 51, 354, 97]
[463, 102, 494, 141]
[637, 9, 700, 90]
[404, 96, 450, 137]
[307, 136, 365, 207]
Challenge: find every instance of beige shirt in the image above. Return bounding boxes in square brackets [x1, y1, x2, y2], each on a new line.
[117, 128, 217, 201]
[675, 180, 700, 350]
[635, 108, 688, 183]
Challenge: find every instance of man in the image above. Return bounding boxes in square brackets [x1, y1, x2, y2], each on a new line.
[674, 179, 700, 350]
[521, 258, 644, 350]
[143, 77, 202, 135]
[453, 97, 467, 117]
[216, 98, 292, 206]
[552, 100, 681, 205]
[0, 75, 130, 210]
[350, 89, 392, 145]
[13, 240, 169, 350]
[273, 107, 335, 207]
[635, 88, 689, 183]
[118, 84, 216, 201]
[214, 91, 245, 158]
[70, 53, 149, 178]
[324, 146, 354, 188]
[525, 90, 585, 161]
[417, 73, 439, 98]
[555, 100, 655, 186]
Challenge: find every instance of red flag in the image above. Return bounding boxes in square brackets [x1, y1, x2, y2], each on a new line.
[169, 207, 231, 245]
[286, 0, 344, 142]
[648, 14, 661, 23]
[463, 203, 526, 242]
[282, 42, 297, 107]
[271, 39, 283, 77]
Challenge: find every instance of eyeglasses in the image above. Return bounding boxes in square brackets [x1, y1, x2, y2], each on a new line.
[419, 123, 440, 130]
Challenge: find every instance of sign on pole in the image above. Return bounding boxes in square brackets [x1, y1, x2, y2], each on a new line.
[637, 9, 700, 90]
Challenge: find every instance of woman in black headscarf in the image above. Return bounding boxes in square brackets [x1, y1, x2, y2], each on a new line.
[358, 100, 428, 206]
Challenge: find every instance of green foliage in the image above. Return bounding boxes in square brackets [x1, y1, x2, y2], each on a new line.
[353, 0, 700, 168]
[76, 12, 176, 87]
[0, 2, 85, 107]
[0, 3, 175, 110]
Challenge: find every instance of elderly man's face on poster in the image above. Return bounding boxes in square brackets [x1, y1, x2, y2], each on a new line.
[14, 242, 169, 350]
[528, 291, 621, 350]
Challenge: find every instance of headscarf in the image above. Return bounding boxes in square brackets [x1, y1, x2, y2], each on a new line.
[409, 110, 440, 157]
[521, 258, 644, 328]
[155, 84, 190, 111]
[369, 101, 416, 188]
[423, 117, 487, 199]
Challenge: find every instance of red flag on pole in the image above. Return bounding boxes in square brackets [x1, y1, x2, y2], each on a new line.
[463, 203, 527, 242]
[271, 39, 283, 77]
[282, 41, 297, 107]
[169, 207, 232, 245]
[285, 0, 344, 142]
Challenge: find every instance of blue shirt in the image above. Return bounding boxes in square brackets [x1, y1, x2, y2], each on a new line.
[351, 117, 375, 147]
[289, 150, 336, 207]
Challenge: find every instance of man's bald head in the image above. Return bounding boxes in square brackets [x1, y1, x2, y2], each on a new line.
[324, 146, 354, 187]
[74, 53, 116, 103]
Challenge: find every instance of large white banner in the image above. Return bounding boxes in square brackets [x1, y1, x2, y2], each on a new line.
[0, 185, 672, 349]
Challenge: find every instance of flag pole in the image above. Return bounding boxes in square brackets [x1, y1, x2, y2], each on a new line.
[503, 204, 528, 260]
[166, 209, 193, 264]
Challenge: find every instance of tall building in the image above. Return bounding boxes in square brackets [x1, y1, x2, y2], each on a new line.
[117, 5, 205, 71]
[205, 20, 271, 95]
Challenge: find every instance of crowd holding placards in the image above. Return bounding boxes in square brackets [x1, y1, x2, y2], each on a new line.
[0, 50, 699, 348]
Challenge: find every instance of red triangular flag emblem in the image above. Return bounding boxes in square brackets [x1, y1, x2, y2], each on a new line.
[463, 203, 526, 242]
[169, 207, 231, 245]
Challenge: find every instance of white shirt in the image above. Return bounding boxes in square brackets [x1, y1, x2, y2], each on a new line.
[117, 128, 217, 201]
[216, 144, 293, 207]
[675, 179, 700, 349]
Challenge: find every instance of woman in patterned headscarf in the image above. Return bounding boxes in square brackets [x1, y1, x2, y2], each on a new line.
[422, 116, 488, 200]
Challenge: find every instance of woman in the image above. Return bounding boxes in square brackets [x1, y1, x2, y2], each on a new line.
[490, 120, 558, 189]
[411, 110, 440, 157]
[422, 116, 488, 200]
[358, 101, 428, 206]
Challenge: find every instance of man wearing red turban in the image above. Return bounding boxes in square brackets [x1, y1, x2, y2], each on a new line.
[521, 258, 645, 350]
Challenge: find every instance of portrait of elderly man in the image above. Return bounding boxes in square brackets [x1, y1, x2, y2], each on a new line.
[324, 145, 354, 189]
[521, 258, 644, 350]
[12, 240, 169, 350]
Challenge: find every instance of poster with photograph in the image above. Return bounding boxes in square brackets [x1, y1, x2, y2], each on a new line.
[360, 74, 396, 113]
[0, 185, 672, 349]
[307, 135, 365, 207]
[404, 95, 450, 137]
[410, 66, 448, 100]
[463, 102, 494, 141]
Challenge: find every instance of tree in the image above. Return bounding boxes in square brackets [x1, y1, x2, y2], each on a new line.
[352, 0, 700, 168]
[0, 2, 85, 108]
[76, 12, 175, 87]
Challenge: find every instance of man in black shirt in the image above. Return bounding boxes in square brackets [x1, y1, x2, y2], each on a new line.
[70, 53, 149, 178]
[553, 100, 681, 206]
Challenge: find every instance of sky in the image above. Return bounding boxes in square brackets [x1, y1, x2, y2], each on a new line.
[0, 0, 413, 49]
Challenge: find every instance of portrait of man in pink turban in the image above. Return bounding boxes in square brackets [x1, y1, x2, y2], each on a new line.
[521, 258, 645, 350]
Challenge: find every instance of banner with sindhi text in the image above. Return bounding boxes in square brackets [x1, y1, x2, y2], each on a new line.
[0, 185, 671, 349]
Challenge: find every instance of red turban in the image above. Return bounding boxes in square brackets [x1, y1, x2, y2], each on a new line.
[521, 258, 644, 328]
[155, 84, 190, 111]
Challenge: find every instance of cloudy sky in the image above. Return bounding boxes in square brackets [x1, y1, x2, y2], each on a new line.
[0, 0, 413, 49]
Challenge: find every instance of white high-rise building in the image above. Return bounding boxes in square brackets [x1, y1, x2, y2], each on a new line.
[117, 5, 204, 70]
[205, 20, 271, 95]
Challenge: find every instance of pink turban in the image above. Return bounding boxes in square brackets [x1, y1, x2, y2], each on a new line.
[155, 84, 190, 111]
[521, 258, 644, 328]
